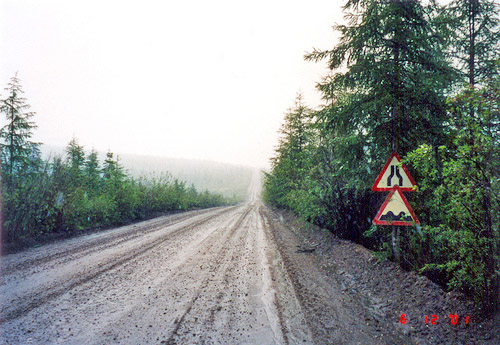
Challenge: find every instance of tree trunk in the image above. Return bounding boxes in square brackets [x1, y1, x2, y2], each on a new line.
[468, 0, 477, 86]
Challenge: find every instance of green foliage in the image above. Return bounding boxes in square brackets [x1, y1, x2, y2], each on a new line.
[2, 145, 230, 240]
[263, 94, 320, 216]
[402, 81, 499, 312]
[264, 0, 499, 313]
[85, 194, 116, 225]
[84, 149, 101, 195]
[0, 75, 229, 246]
[447, 0, 500, 85]
[305, 0, 455, 155]
[2, 167, 50, 240]
[0, 73, 40, 179]
[66, 137, 85, 184]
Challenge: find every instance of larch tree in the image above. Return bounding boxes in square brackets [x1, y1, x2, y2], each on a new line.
[84, 148, 101, 195]
[447, 0, 500, 86]
[264, 94, 314, 209]
[102, 150, 125, 194]
[65, 137, 85, 185]
[0, 73, 40, 179]
[305, 0, 455, 158]
[0, 73, 43, 239]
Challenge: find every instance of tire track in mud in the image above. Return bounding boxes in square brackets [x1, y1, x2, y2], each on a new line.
[257, 204, 318, 345]
[163, 204, 254, 344]
[0, 206, 237, 323]
[76, 203, 254, 344]
[262, 206, 354, 344]
[199, 208, 256, 334]
[162, 202, 312, 345]
[2, 207, 230, 276]
[257, 206, 290, 345]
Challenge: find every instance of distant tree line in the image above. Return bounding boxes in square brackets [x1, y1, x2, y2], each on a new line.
[264, 0, 499, 314]
[0, 73, 228, 244]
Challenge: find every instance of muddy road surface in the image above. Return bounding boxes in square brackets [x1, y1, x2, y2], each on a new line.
[0, 174, 308, 344]
[3, 173, 489, 344]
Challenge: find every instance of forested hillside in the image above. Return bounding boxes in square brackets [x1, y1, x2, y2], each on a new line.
[120, 155, 253, 202]
[42, 146, 254, 202]
[0, 74, 230, 246]
[264, 0, 499, 314]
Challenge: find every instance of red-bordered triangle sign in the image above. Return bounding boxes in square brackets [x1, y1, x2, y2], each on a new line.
[373, 186, 420, 226]
[372, 152, 416, 192]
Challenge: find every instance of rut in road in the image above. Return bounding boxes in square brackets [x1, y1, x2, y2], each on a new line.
[1, 206, 236, 323]
[1, 174, 313, 345]
[1, 207, 228, 276]
[162, 205, 254, 343]
[86, 200, 312, 345]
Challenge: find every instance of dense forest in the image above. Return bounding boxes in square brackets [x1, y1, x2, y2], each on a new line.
[264, 0, 499, 314]
[0, 74, 229, 246]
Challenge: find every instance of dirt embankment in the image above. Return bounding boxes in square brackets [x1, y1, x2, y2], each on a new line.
[266, 207, 499, 345]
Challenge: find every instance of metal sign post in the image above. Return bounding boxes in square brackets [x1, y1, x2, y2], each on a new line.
[393, 226, 400, 264]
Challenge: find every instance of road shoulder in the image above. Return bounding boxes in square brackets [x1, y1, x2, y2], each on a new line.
[264, 206, 498, 345]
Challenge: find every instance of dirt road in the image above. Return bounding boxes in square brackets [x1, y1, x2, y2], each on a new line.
[0, 174, 305, 344]
[1, 173, 495, 344]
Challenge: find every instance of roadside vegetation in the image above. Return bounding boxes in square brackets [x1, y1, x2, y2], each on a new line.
[264, 0, 499, 314]
[0, 74, 229, 246]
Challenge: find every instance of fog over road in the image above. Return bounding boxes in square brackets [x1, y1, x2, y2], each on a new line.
[1, 173, 412, 345]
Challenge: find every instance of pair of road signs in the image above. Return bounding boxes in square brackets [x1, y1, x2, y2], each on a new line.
[372, 152, 419, 226]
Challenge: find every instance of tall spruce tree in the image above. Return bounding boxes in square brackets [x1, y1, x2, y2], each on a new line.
[264, 94, 314, 208]
[65, 137, 85, 185]
[447, 0, 500, 86]
[305, 0, 454, 157]
[0, 73, 45, 240]
[84, 148, 101, 195]
[0, 73, 40, 178]
[102, 151, 125, 194]
[435, 1, 500, 312]
[275, 94, 312, 181]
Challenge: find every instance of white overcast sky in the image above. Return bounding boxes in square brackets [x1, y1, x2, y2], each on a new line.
[0, 0, 344, 168]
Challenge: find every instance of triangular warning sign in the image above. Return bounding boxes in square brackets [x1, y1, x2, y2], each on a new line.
[373, 186, 420, 226]
[372, 152, 416, 192]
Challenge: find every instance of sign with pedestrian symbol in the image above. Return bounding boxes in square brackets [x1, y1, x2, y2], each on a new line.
[373, 186, 420, 226]
[372, 152, 416, 192]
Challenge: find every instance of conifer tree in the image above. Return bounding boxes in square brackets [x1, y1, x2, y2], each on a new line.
[264, 94, 314, 208]
[65, 137, 85, 184]
[0, 73, 40, 178]
[447, 0, 500, 86]
[305, 0, 454, 156]
[84, 148, 101, 195]
[102, 151, 125, 194]
[274, 94, 312, 181]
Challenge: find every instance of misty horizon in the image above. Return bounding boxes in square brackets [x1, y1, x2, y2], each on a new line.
[0, 0, 344, 168]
